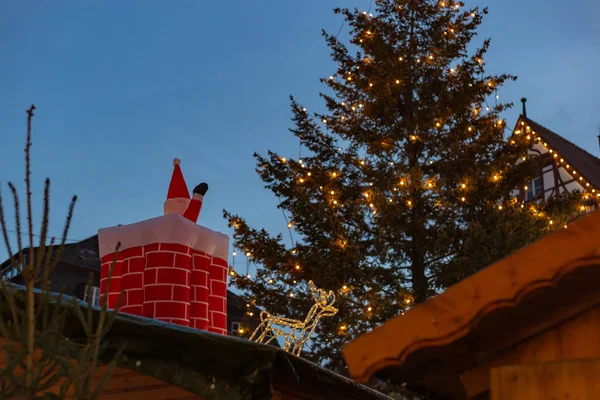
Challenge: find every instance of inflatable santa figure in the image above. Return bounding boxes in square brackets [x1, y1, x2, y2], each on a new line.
[98, 158, 229, 335]
[164, 158, 208, 223]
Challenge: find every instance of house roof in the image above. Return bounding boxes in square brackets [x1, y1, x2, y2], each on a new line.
[61, 234, 102, 270]
[1, 286, 390, 400]
[0, 235, 100, 274]
[519, 115, 600, 190]
[342, 209, 600, 399]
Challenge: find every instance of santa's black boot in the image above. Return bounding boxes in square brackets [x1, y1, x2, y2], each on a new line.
[193, 182, 209, 196]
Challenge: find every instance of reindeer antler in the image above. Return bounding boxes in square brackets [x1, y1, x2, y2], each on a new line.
[309, 280, 320, 302]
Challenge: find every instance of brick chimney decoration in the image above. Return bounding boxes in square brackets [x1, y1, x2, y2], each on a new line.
[97, 158, 229, 335]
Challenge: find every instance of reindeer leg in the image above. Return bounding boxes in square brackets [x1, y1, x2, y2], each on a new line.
[256, 322, 272, 343]
[249, 320, 264, 341]
[291, 333, 304, 357]
[293, 343, 302, 357]
[248, 325, 260, 341]
[251, 320, 270, 343]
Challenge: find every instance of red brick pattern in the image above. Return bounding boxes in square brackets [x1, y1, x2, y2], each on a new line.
[122, 255, 145, 315]
[144, 249, 191, 325]
[208, 256, 228, 335]
[99, 242, 228, 334]
[99, 254, 122, 309]
[191, 252, 210, 330]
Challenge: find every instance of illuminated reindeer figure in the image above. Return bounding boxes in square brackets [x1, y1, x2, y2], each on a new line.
[249, 281, 338, 356]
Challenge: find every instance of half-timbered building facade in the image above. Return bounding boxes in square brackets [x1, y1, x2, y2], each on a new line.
[512, 103, 600, 212]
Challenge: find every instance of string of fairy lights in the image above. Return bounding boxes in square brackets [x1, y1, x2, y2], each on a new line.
[227, 1, 598, 335]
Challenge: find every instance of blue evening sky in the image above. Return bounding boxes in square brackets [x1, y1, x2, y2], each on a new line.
[1, 0, 599, 274]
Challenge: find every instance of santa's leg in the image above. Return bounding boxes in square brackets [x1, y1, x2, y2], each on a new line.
[183, 183, 208, 223]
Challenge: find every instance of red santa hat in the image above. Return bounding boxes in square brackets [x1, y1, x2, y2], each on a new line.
[164, 158, 191, 216]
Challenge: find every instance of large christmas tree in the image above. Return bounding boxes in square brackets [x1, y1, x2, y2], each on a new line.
[224, 0, 582, 369]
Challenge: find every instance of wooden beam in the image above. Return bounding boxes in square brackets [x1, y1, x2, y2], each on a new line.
[461, 304, 600, 398]
[0, 337, 203, 399]
[36, 365, 203, 399]
[490, 359, 600, 400]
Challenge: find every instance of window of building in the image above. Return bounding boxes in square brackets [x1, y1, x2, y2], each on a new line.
[1, 266, 18, 280]
[525, 176, 543, 201]
[84, 285, 100, 307]
[231, 321, 241, 334]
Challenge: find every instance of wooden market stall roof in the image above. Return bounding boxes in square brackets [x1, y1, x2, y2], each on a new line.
[343, 209, 600, 399]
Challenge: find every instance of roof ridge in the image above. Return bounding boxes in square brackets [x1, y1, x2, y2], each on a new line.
[523, 116, 600, 163]
[520, 115, 600, 190]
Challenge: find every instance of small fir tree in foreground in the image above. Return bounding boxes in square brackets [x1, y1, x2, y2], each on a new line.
[224, 0, 583, 370]
[0, 105, 123, 399]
